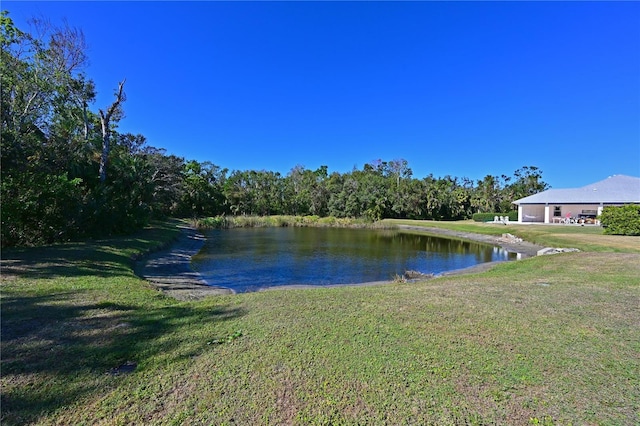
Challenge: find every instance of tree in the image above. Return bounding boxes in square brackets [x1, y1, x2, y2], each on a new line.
[180, 160, 227, 217]
[307, 166, 329, 216]
[326, 172, 348, 218]
[388, 158, 412, 189]
[252, 170, 284, 216]
[0, 13, 98, 245]
[502, 166, 549, 211]
[0, 13, 189, 246]
[285, 165, 311, 215]
[471, 175, 502, 213]
[98, 79, 126, 182]
[388, 161, 414, 218]
[140, 147, 187, 217]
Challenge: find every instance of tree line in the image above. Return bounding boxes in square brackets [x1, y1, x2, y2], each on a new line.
[0, 13, 549, 247]
[219, 161, 547, 221]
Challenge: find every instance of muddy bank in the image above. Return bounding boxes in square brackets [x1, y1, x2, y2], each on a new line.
[135, 225, 233, 300]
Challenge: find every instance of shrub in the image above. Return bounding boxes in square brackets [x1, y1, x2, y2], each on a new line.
[599, 205, 640, 236]
[472, 213, 495, 222]
[472, 211, 518, 222]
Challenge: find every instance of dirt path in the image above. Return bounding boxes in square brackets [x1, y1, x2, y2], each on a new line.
[135, 225, 233, 300]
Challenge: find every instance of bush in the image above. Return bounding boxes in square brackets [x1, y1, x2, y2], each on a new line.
[472, 213, 495, 222]
[472, 211, 518, 222]
[600, 205, 640, 236]
[1, 172, 84, 247]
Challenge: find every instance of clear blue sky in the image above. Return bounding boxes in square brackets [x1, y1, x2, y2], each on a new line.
[5, 1, 640, 189]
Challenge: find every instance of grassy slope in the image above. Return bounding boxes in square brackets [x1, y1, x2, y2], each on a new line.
[1, 220, 638, 425]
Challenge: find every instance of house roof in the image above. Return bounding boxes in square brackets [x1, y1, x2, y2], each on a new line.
[513, 175, 640, 205]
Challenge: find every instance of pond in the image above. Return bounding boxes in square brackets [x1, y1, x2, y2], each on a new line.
[191, 227, 517, 293]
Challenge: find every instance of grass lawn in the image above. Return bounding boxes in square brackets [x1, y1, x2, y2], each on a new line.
[1, 220, 639, 425]
[383, 219, 640, 253]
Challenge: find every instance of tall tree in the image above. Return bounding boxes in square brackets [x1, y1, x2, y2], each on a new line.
[307, 165, 329, 216]
[388, 158, 412, 189]
[501, 166, 549, 211]
[285, 165, 311, 215]
[1, 13, 95, 245]
[471, 175, 502, 213]
[98, 79, 126, 182]
[0, 13, 189, 246]
[180, 160, 227, 217]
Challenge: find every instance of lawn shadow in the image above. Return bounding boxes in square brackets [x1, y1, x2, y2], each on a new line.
[0, 291, 245, 425]
[1, 221, 181, 280]
[1, 244, 137, 279]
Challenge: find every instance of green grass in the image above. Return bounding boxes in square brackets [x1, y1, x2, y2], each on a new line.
[2, 220, 639, 425]
[384, 218, 640, 253]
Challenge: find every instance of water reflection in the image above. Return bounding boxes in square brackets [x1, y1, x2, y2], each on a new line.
[191, 227, 517, 293]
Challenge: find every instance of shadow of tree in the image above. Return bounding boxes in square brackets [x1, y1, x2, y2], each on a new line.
[1, 220, 182, 280]
[1, 291, 244, 424]
[1, 245, 138, 279]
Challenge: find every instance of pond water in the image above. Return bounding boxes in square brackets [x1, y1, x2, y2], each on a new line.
[191, 227, 517, 293]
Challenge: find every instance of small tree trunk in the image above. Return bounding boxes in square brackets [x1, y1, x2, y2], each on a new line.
[82, 101, 89, 140]
[98, 114, 110, 182]
[98, 79, 126, 183]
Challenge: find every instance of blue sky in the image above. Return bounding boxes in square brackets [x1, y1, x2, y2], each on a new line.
[5, 1, 640, 188]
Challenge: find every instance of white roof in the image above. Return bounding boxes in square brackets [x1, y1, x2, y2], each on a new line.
[513, 175, 640, 205]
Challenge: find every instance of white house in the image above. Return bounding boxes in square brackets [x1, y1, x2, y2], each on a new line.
[512, 175, 640, 224]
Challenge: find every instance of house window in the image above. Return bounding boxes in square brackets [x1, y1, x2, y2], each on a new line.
[553, 206, 562, 217]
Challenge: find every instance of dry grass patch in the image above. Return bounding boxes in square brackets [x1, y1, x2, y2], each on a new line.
[554, 233, 640, 251]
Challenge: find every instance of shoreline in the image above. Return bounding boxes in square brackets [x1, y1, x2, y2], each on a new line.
[394, 224, 544, 258]
[135, 225, 234, 300]
[137, 223, 544, 299]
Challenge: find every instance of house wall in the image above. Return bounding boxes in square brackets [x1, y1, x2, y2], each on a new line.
[518, 203, 627, 223]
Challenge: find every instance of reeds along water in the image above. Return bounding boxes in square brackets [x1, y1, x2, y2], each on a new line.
[191, 215, 397, 230]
